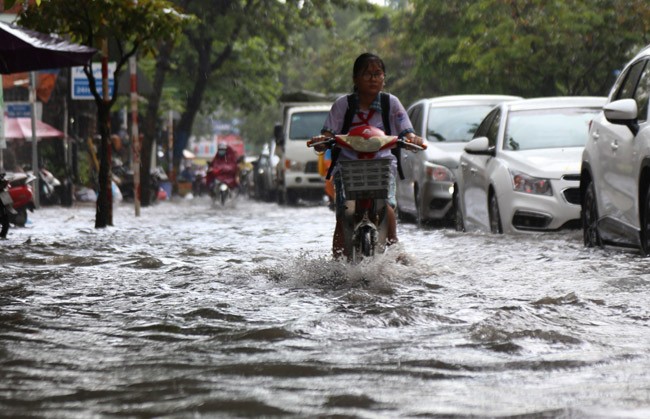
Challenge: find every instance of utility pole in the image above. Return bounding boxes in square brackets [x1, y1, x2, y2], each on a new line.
[130, 55, 140, 216]
[29, 71, 39, 208]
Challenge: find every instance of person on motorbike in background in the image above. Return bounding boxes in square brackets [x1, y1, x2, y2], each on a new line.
[311, 52, 425, 259]
[206, 143, 239, 192]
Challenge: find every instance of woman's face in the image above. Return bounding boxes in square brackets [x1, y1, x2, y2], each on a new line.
[354, 61, 384, 96]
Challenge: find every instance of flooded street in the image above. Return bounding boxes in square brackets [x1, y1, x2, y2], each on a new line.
[1, 196, 650, 418]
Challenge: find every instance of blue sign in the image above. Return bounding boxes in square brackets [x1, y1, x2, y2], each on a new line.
[6, 102, 31, 117]
[71, 63, 115, 100]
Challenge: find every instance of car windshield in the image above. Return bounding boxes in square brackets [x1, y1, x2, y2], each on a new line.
[426, 105, 494, 142]
[289, 111, 329, 140]
[504, 107, 599, 151]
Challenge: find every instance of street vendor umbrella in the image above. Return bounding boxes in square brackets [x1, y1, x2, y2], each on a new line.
[3, 116, 64, 139]
[0, 21, 96, 74]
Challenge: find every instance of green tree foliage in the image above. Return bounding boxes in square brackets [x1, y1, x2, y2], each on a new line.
[166, 0, 359, 175]
[18, 0, 187, 227]
[240, 3, 403, 148]
[396, 1, 478, 100]
[401, 0, 650, 97]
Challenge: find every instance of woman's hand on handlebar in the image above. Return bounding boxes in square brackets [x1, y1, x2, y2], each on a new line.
[307, 134, 333, 153]
[402, 133, 428, 151]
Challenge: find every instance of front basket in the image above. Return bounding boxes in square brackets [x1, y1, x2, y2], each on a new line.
[339, 158, 391, 200]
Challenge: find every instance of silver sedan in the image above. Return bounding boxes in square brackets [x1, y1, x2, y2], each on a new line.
[396, 95, 521, 226]
[457, 96, 607, 234]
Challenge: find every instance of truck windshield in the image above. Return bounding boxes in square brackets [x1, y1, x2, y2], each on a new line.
[289, 111, 329, 140]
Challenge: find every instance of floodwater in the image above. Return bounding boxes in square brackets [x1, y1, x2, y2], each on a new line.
[1, 196, 650, 418]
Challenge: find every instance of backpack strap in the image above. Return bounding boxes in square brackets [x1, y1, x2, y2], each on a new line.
[381, 92, 405, 180]
[341, 94, 357, 134]
[380, 92, 391, 135]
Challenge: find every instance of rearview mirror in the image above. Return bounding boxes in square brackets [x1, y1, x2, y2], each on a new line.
[604, 98, 639, 135]
[464, 136, 495, 156]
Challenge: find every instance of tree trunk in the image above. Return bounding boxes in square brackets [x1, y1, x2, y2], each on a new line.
[141, 39, 175, 205]
[173, 41, 212, 177]
[95, 102, 112, 228]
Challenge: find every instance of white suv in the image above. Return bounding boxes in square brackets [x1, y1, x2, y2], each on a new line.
[581, 44, 650, 254]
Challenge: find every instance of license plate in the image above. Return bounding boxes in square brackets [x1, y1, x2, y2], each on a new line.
[0, 191, 13, 206]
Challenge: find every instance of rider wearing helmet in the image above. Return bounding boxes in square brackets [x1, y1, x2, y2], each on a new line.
[206, 143, 239, 191]
[312, 52, 424, 259]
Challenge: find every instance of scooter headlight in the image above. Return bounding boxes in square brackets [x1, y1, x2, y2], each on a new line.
[219, 183, 228, 192]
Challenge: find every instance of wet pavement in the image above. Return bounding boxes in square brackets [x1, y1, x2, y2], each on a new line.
[1, 197, 650, 417]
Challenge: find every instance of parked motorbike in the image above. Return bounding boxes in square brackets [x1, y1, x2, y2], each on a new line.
[0, 172, 36, 238]
[307, 126, 424, 263]
[112, 158, 167, 204]
[8, 172, 36, 227]
[36, 167, 61, 206]
[0, 173, 14, 238]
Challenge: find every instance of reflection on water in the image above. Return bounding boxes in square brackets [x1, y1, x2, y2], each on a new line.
[1, 198, 650, 417]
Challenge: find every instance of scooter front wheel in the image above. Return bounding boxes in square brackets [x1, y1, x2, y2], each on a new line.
[360, 226, 373, 258]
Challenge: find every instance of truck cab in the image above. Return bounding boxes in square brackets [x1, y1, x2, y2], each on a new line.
[274, 103, 331, 205]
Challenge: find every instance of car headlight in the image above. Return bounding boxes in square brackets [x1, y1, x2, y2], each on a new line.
[285, 159, 303, 171]
[425, 162, 454, 182]
[509, 169, 552, 195]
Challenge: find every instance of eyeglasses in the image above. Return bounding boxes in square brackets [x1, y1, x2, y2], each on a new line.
[360, 72, 385, 81]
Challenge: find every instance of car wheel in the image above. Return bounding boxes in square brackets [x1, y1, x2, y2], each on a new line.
[582, 180, 602, 248]
[488, 192, 503, 234]
[641, 182, 650, 255]
[453, 190, 465, 232]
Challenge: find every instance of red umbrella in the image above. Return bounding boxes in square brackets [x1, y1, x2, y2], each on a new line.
[3, 116, 64, 139]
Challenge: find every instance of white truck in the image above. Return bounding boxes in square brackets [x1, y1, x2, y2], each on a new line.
[274, 102, 332, 205]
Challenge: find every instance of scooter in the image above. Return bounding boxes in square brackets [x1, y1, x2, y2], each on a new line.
[205, 166, 238, 206]
[0, 173, 14, 238]
[35, 167, 61, 206]
[0, 172, 36, 237]
[307, 125, 424, 263]
[7, 172, 36, 227]
[112, 158, 167, 204]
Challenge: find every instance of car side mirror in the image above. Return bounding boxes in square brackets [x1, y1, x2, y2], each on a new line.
[274, 124, 284, 147]
[464, 136, 495, 156]
[604, 98, 640, 135]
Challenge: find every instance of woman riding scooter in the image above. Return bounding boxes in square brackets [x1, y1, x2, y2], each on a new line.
[311, 52, 425, 259]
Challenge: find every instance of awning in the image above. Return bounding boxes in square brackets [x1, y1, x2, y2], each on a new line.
[3, 116, 64, 139]
[0, 21, 96, 74]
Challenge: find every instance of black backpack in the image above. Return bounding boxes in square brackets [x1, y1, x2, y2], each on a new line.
[326, 92, 404, 180]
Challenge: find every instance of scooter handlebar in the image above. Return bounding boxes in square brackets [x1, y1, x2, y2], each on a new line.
[307, 134, 427, 152]
[306, 137, 335, 149]
[398, 137, 427, 152]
